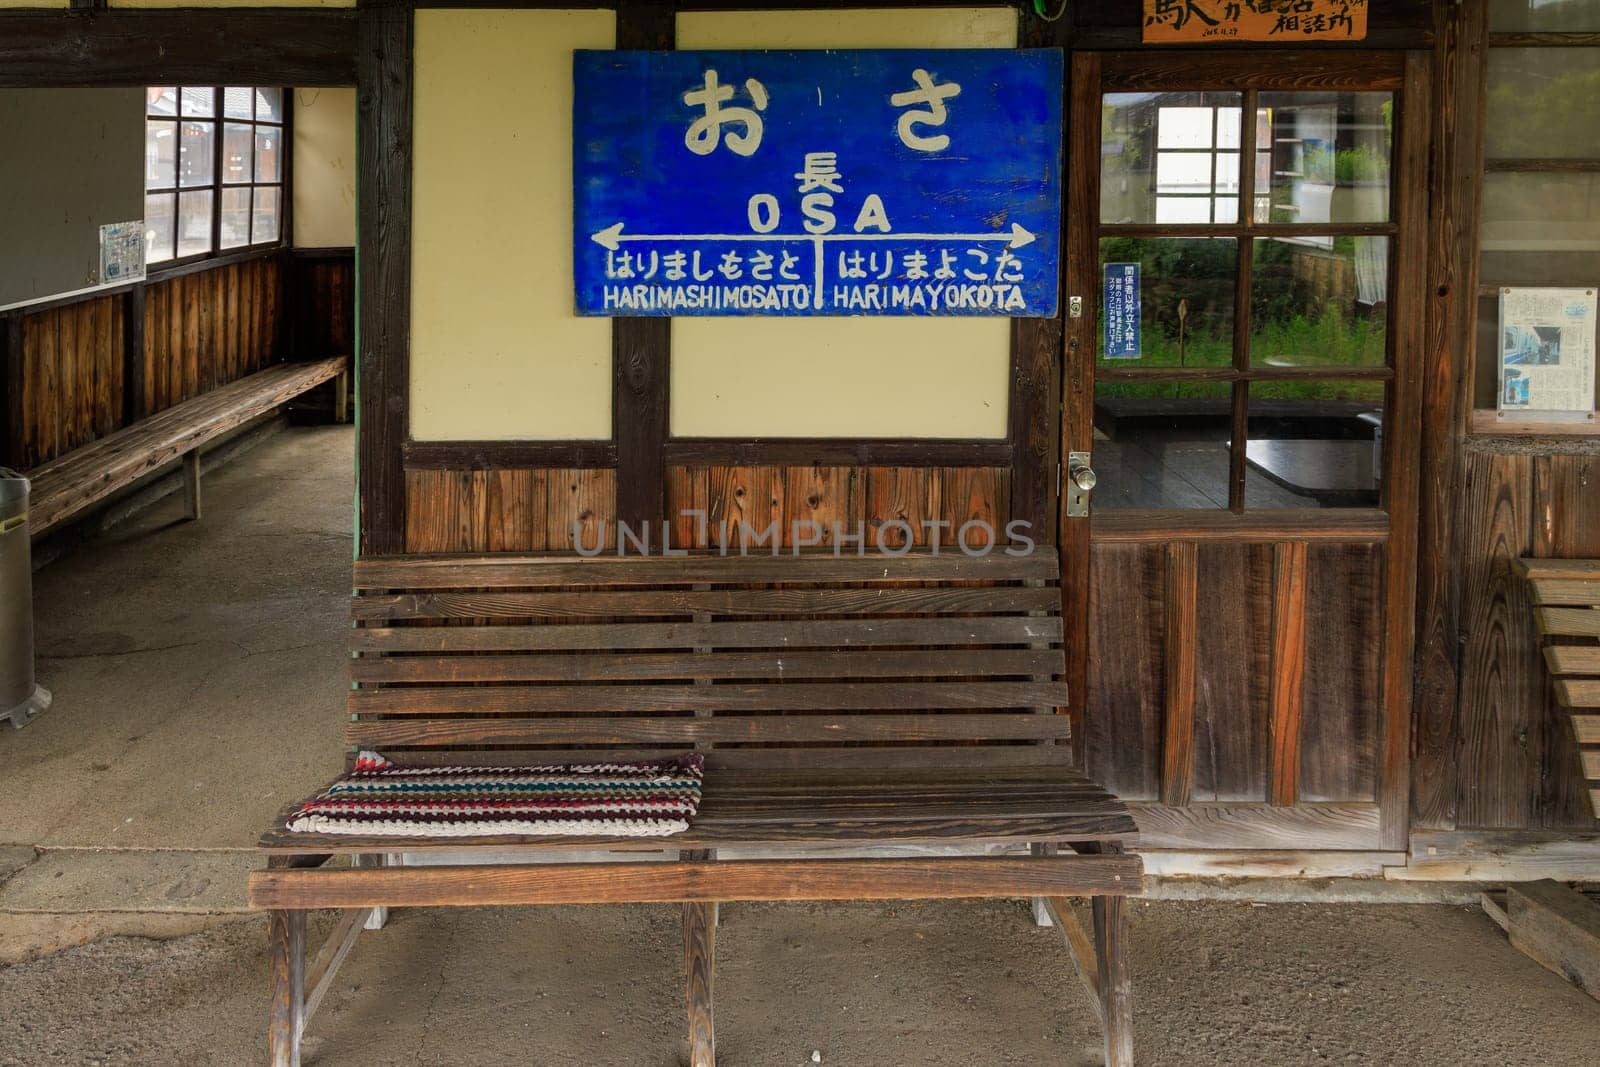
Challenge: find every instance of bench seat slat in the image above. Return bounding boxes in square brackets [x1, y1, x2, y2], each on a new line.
[353, 587, 1062, 621]
[344, 745, 1074, 772]
[353, 552, 1058, 589]
[350, 616, 1063, 652]
[348, 681, 1069, 715]
[1547, 647, 1600, 675]
[1537, 606, 1600, 637]
[1516, 558, 1600, 581]
[1558, 680, 1600, 707]
[346, 713, 1073, 747]
[1528, 578, 1600, 607]
[350, 648, 1066, 684]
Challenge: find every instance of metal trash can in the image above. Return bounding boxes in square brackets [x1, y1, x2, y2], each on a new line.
[1, 469, 50, 729]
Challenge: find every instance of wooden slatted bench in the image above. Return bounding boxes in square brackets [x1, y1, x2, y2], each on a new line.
[1516, 558, 1600, 816]
[247, 551, 1142, 1067]
[26, 355, 348, 538]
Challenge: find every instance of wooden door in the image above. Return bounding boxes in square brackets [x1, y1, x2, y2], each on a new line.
[1062, 50, 1430, 854]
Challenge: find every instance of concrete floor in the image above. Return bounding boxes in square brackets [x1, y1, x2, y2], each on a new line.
[1, 425, 1599, 1064]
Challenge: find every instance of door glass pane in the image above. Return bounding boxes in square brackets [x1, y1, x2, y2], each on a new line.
[1093, 381, 1234, 509]
[252, 186, 281, 244]
[145, 120, 176, 189]
[180, 87, 214, 118]
[177, 190, 214, 258]
[1251, 236, 1389, 368]
[1256, 92, 1392, 224]
[255, 88, 284, 124]
[147, 87, 177, 117]
[179, 121, 214, 188]
[1490, 0, 1600, 30]
[1246, 381, 1385, 508]
[222, 123, 253, 184]
[144, 192, 175, 264]
[1487, 50, 1600, 158]
[1098, 237, 1237, 369]
[223, 86, 254, 120]
[220, 187, 251, 250]
[254, 127, 282, 183]
[1102, 92, 1243, 224]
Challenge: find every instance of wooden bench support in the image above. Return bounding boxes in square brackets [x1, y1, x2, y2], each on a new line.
[1094, 892, 1134, 1067]
[268, 909, 305, 1067]
[182, 449, 202, 521]
[684, 902, 716, 1067]
[334, 369, 350, 425]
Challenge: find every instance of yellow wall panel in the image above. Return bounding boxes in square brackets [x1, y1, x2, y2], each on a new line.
[410, 9, 616, 441]
[671, 8, 1018, 439]
[292, 88, 356, 249]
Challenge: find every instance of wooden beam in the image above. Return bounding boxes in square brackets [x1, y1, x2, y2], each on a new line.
[1131, 802, 1381, 851]
[248, 856, 1143, 909]
[267, 909, 305, 1067]
[1506, 880, 1600, 1001]
[683, 901, 716, 1067]
[1267, 542, 1309, 807]
[402, 439, 617, 471]
[1160, 542, 1198, 806]
[0, 11, 356, 88]
[356, 3, 412, 556]
[1092, 509, 1389, 544]
[663, 437, 1011, 467]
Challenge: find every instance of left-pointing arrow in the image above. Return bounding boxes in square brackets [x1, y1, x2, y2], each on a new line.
[590, 222, 626, 251]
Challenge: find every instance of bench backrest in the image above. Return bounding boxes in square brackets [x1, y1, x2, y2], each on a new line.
[348, 551, 1070, 772]
[1517, 558, 1600, 818]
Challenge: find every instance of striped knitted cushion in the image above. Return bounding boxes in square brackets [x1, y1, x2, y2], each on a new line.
[285, 752, 705, 838]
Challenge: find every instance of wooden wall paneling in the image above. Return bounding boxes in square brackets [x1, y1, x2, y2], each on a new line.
[1300, 543, 1382, 803]
[403, 469, 485, 554]
[1457, 451, 1540, 828]
[1160, 542, 1198, 806]
[57, 304, 80, 453]
[1192, 543, 1273, 802]
[665, 464, 707, 548]
[936, 467, 1008, 549]
[185, 273, 202, 399]
[1414, 0, 1488, 834]
[867, 467, 937, 549]
[123, 285, 145, 425]
[1267, 541, 1308, 807]
[706, 466, 784, 549]
[27, 310, 57, 467]
[357, 1, 412, 556]
[1, 315, 20, 468]
[486, 469, 549, 553]
[141, 281, 160, 417]
[548, 468, 617, 553]
[783, 466, 864, 550]
[1087, 542, 1165, 801]
[1531, 453, 1600, 829]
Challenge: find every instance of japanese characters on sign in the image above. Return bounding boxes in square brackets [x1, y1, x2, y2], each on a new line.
[1142, 0, 1369, 44]
[1103, 263, 1142, 360]
[573, 49, 1063, 317]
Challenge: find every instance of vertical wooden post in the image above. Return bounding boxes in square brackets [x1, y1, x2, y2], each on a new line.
[334, 368, 350, 425]
[683, 901, 716, 1067]
[1093, 892, 1133, 1067]
[268, 908, 306, 1067]
[183, 450, 202, 520]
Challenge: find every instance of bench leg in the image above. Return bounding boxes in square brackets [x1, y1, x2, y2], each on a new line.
[268, 909, 306, 1067]
[183, 450, 202, 521]
[683, 902, 716, 1067]
[334, 369, 350, 424]
[1092, 894, 1133, 1067]
[358, 853, 396, 930]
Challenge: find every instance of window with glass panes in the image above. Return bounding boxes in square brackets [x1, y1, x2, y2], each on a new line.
[1474, 0, 1600, 426]
[1094, 88, 1394, 511]
[144, 87, 285, 266]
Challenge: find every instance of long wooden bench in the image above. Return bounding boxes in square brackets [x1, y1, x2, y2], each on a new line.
[247, 551, 1142, 1066]
[1517, 558, 1600, 816]
[26, 355, 348, 537]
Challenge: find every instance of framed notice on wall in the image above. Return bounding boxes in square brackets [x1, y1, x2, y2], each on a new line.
[1497, 287, 1598, 422]
[1143, 0, 1369, 43]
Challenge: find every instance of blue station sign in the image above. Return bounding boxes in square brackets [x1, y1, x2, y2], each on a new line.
[573, 49, 1063, 317]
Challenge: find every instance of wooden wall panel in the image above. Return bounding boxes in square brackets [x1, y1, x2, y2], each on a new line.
[293, 254, 356, 360]
[1191, 543, 1273, 802]
[139, 256, 282, 419]
[1087, 542, 1165, 801]
[1299, 542, 1382, 803]
[403, 468, 618, 554]
[13, 295, 123, 468]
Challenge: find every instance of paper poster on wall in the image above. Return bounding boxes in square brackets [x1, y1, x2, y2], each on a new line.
[98, 221, 145, 284]
[1143, 0, 1369, 44]
[1498, 287, 1598, 419]
[572, 49, 1062, 317]
[1103, 262, 1142, 359]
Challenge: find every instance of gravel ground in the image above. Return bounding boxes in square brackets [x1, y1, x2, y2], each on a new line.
[2, 898, 1598, 1066]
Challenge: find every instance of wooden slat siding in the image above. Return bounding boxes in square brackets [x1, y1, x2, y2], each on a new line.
[2, 315, 22, 467]
[11, 296, 125, 468]
[784, 466, 863, 549]
[1160, 543, 1198, 807]
[1087, 543, 1164, 800]
[352, 616, 1063, 653]
[1300, 543, 1382, 803]
[937, 467, 1008, 549]
[292, 253, 356, 361]
[402, 468, 619, 554]
[354, 551, 1057, 588]
[1191, 543, 1272, 802]
[357, 1, 411, 556]
[1457, 452, 1541, 828]
[353, 586, 1061, 622]
[867, 467, 937, 548]
[1377, 48, 1432, 850]
[1092, 509, 1389, 544]
[486, 469, 548, 553]
[26, 356, 346, 536]
[1267, 542, 1308, 807]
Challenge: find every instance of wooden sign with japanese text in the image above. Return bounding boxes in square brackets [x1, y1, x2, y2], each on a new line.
[1143, 0, 1369, 43]
[573, 49, 1062, 317]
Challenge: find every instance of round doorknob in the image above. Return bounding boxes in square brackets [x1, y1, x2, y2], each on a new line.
[1070, 464, 1097, 492]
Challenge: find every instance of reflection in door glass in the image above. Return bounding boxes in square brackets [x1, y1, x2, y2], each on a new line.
[1098, 238, 1236, 368]
[1102, 92, 1243, 224]
[1093, 382, 1233, 509]
[1250, 236, 1389, 368]
[1256, 92, 1392, 225]
[1245, 381, 1384, 509]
